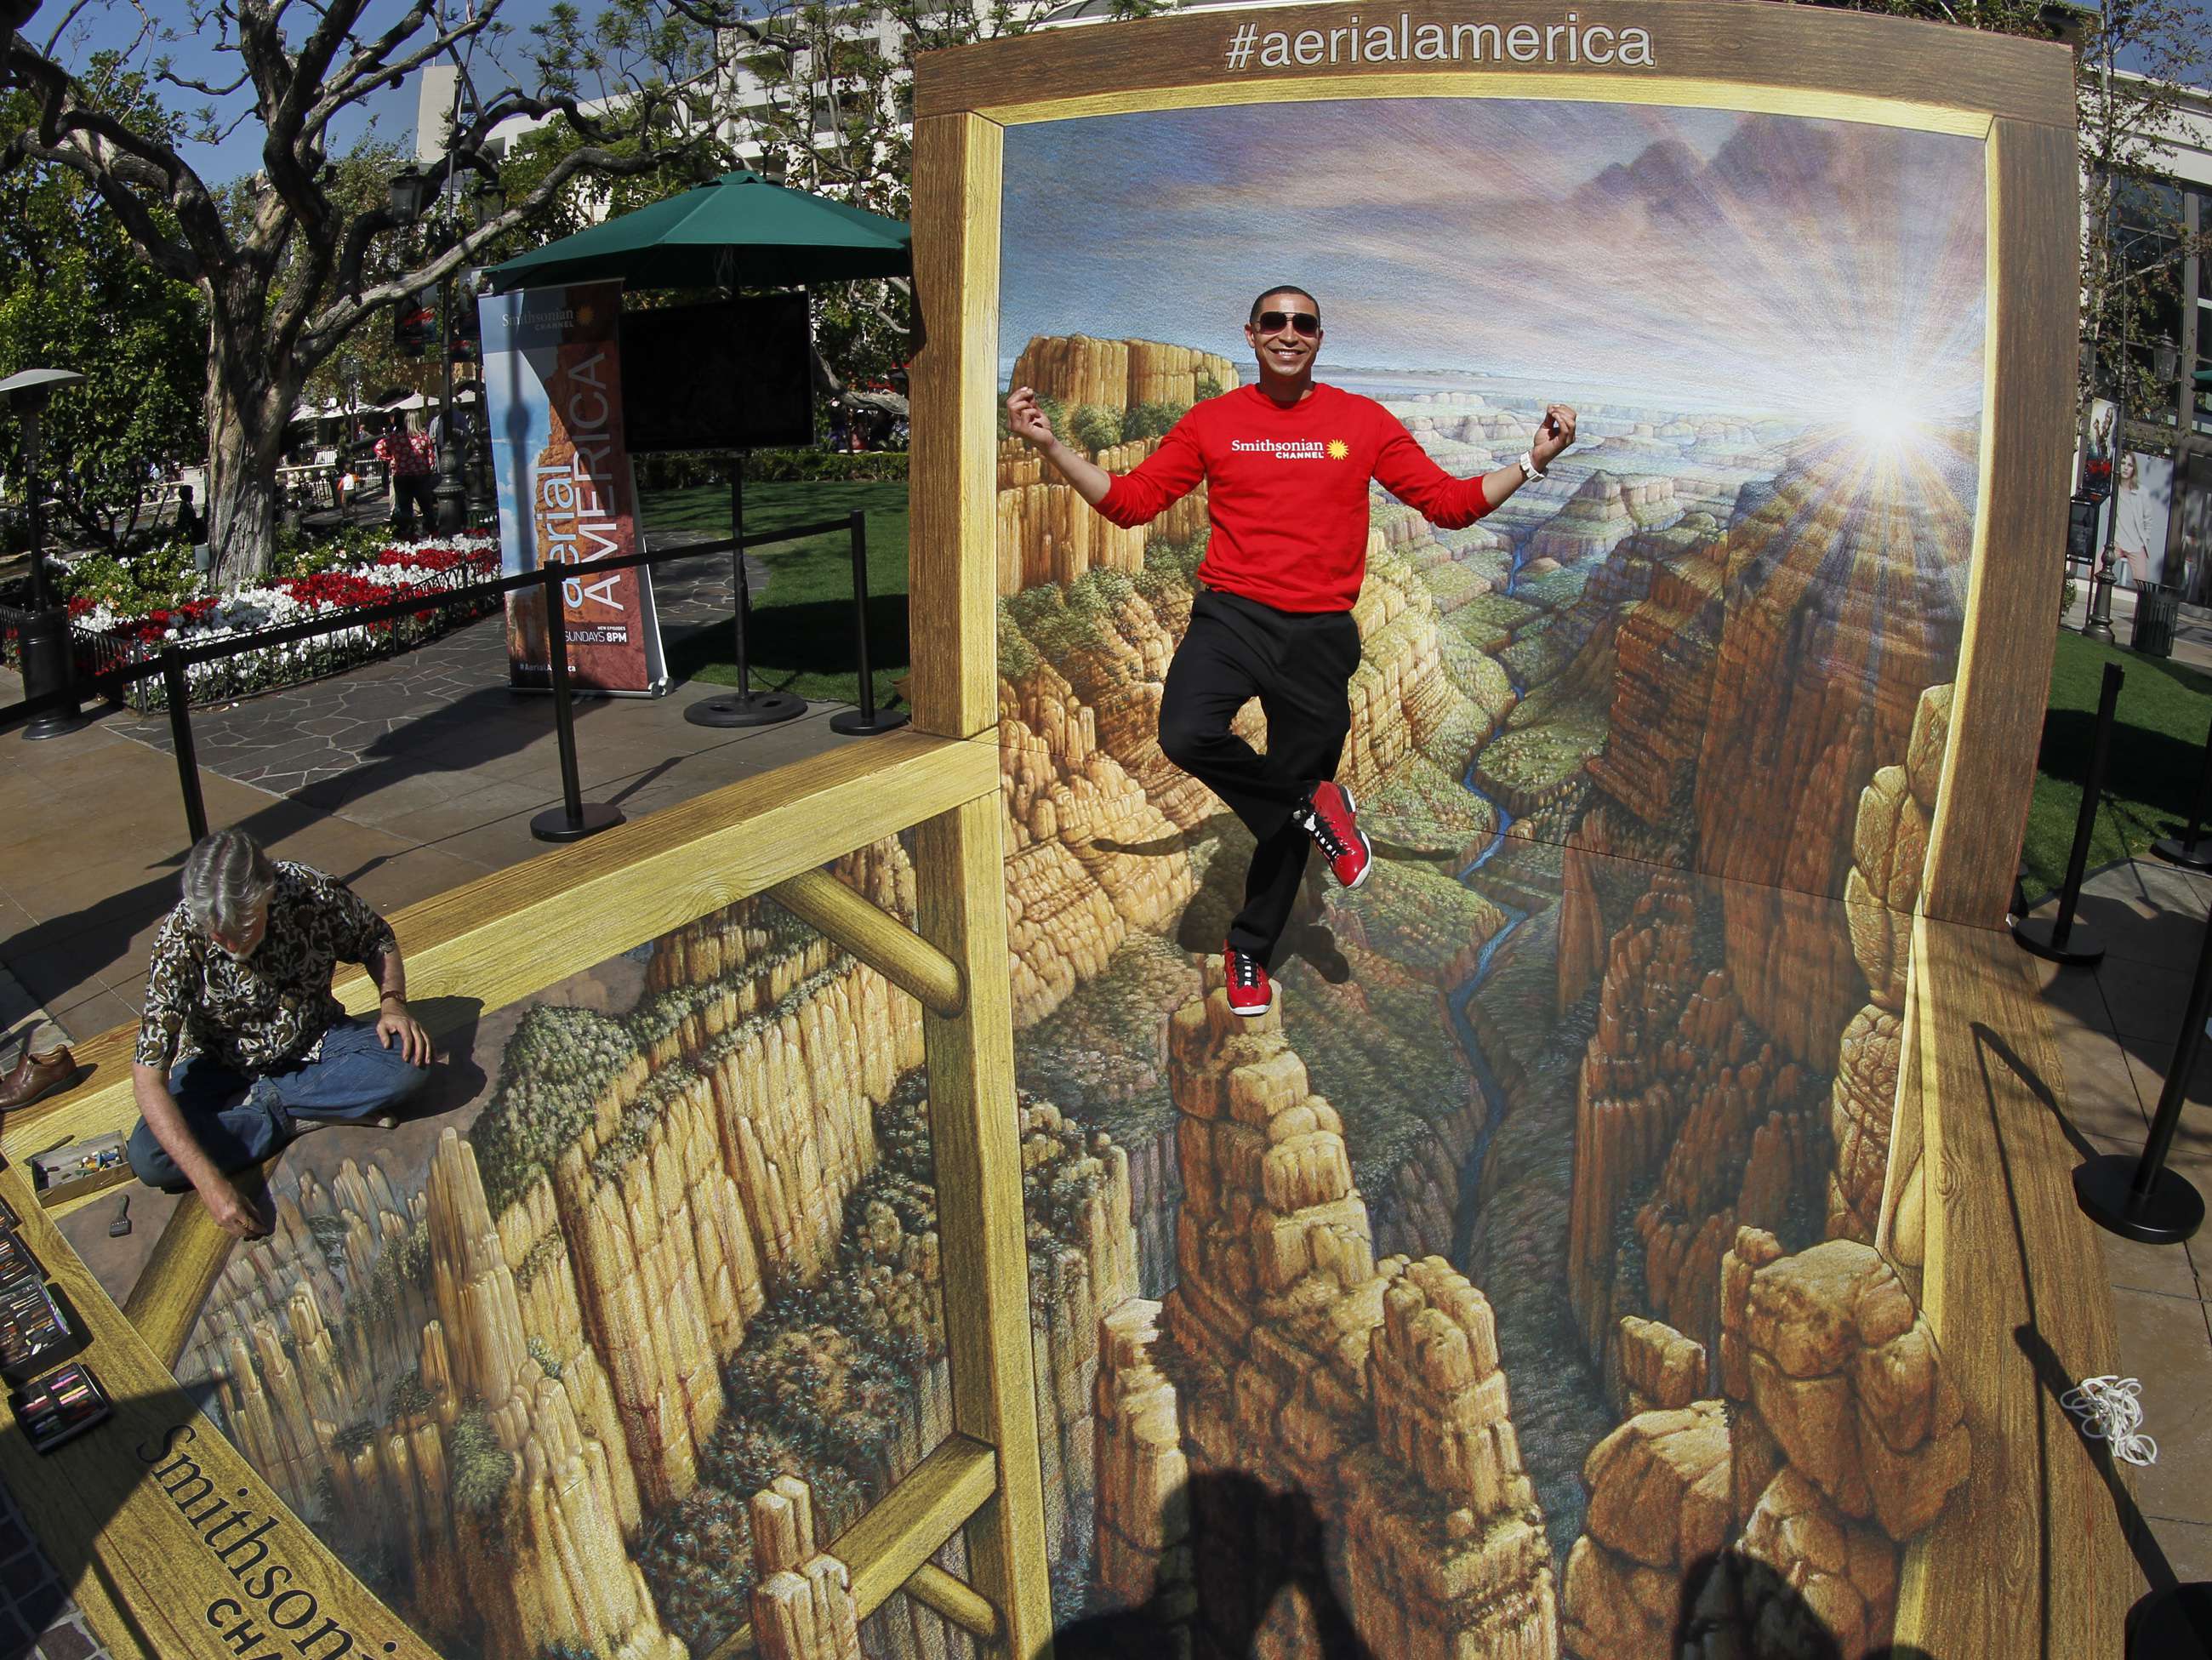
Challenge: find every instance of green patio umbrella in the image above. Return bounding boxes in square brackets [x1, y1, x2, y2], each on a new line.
[486, 169, 911, 737]
[486, 168, 909, 293]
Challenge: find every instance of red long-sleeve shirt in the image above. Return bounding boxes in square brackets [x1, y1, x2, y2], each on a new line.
[1096, 382, 1496, 613]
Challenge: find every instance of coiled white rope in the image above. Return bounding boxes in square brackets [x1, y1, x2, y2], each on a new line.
[2061, 1375, 2158, 1466]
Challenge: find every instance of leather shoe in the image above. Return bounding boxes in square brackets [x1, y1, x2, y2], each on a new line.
[0, 1043, 77, 1111]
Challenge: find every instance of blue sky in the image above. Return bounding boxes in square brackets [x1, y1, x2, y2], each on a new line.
[31, 0, 2212, 187]
[37, 0, 571, 182]
[1001, 99, 1988, 422]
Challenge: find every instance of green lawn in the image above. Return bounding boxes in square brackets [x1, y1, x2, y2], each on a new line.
[639, 480, 909, 707]
[2023, 629, 2212, 902]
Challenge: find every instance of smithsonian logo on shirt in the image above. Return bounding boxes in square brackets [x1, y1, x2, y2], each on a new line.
[1229, 438, 1351, 459]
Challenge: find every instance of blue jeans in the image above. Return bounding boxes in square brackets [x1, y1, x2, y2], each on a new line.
[127, 1017, 429, 1192]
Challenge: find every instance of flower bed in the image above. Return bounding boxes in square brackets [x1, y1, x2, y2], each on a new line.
[65, 534, 501, 711]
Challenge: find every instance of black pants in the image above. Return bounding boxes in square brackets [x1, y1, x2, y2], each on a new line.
[391, 473, 436, 537]
[1159, 588, 1361, 962]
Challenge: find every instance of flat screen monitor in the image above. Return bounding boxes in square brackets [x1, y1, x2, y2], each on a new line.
[620, 292, 812, 453]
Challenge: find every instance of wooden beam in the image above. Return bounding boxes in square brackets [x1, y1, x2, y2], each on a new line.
[1892, 916, 2131, 1656]
[902, 1561, 1001, 1641]
[3, 733, 1000, 1161]
[912, 0, 2075, 125]
[1922, 116, 2078, 927]
[704, 1433, 1000, 1660]
[119, 1163, 267, 1368]
[908, 111, 1006, 741]
[766, 869, 966, 1018]
[913, 792, 1057, 1657]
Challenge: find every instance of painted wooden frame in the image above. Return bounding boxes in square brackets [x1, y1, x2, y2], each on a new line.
[909, 4, 2124, 1653]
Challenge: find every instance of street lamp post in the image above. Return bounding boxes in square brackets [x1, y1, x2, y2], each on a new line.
[3, 367, 87, 739]
[430, 258, 468, 536]
[389, 160, 486, 537]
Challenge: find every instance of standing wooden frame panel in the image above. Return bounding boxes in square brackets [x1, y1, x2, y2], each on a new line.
[1921, 116, 2082, 927]
[915, 4, 2096, 1653]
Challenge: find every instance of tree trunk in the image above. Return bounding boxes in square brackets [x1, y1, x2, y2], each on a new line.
[205, 357, 291, 588]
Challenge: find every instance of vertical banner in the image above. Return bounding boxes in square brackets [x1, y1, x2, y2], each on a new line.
[2112, 450, 2174, 588]
[481, 281, 669, 694]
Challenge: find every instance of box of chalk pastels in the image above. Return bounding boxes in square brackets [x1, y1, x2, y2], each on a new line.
[0, 1271, 88, 1387]
[10, 1361, 112, 1454]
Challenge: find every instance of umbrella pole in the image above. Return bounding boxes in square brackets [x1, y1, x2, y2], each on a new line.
[685, 448, 806, 728]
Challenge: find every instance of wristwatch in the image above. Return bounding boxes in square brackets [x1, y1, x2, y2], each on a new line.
[1517, 450, 1547, 482]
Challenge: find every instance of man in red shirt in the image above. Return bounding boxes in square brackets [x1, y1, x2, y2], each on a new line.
[1006, 286, 1576, 1016]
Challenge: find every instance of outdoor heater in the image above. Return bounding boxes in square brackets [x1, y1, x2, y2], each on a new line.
[3, 366, 87, 740]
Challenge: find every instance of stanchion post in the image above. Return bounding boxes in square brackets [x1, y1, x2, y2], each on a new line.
[530, 563, 623, 843]
[2154, 710, 2212, 871]
[830, 509, 909, 737]
[685, 451, 807, 729]
[2074, 900, 2209, 1244]
[2014, 659, 2123, 967]
[162, 647, 208, 843]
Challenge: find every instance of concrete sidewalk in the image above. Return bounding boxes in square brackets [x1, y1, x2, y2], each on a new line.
[1, 605, 866, 1058]
[2021, 854, 2212, 1593]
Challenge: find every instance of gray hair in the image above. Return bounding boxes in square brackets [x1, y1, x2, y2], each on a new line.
[181, 829, 276, 938]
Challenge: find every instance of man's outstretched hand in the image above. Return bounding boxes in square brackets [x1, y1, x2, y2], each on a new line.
[197, 1174, 270, 1239]
[1006, 385, 1058, 449]
[1533, 403, 1578, 471]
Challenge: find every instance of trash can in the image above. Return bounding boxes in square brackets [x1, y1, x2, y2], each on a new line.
[2133, 582, 2181, 658]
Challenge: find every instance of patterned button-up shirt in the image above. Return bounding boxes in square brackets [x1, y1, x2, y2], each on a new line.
[134, 863, 397, 1075]
[373, 429, 437, 477]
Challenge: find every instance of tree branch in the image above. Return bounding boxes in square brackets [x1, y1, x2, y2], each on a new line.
[304, 130, 690, 365]
[1, 43, 222, 282]
[305, 1, 492, 146]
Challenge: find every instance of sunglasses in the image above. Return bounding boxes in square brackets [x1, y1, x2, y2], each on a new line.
[1253, 310, 1321, 337]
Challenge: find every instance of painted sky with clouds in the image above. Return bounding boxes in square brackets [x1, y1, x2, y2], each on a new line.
[1000, 99, 1987, 423]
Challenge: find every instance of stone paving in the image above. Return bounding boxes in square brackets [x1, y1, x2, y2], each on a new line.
[2059, 579, 2212, 675]
[108, 533, 760, 797]
[2021, 854, 2212, 1594]
[0, 1477, 111, 1660]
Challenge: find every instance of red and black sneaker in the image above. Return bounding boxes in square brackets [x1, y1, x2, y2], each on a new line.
[1223, 941, 1275, 1018]
[1297, 779, 1373, 890]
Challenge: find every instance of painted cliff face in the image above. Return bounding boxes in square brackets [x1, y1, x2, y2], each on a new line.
[57, 95, 1986, 1660]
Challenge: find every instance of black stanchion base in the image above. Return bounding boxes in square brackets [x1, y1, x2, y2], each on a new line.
[2075, 1153, 2205, 1244]
[2129, 1583, 2212, 1658]
[684, 690, 808, 728]
[530, 801, 625, 844]
[2153, 835, 2212, 872]
[2012, 912, 2107, 967]
[829, 708, 910, 737]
